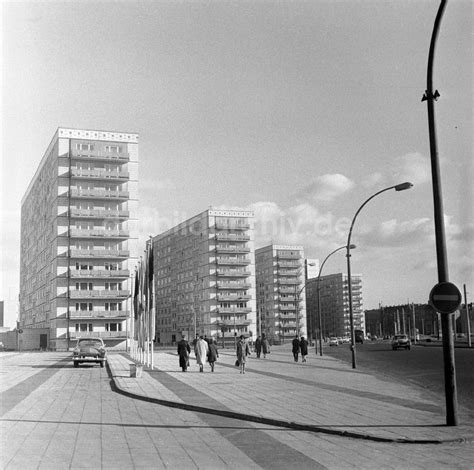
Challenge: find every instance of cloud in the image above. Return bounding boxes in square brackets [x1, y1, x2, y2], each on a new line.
[297, 173, 355, 203]
[393, 152, 431, 186]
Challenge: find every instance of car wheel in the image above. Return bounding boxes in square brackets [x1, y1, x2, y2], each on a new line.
[100, 361, 104, 368]
[74, 362, 79, 368]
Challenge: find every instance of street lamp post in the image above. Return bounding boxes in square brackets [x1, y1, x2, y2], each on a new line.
[347, 182, 413, 369]
[316, 245, 355, 356]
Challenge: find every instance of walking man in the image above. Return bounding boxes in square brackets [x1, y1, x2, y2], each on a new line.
[255, 335, 262, 358]
[292, 335, 300, 362]
[177, 334, 191, 372]
[207, 338, 219, 372]
[300, 336, 308, 363]
[236, 335, 250, 374]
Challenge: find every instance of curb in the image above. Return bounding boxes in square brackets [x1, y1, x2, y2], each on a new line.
[106, 361, 471, 445]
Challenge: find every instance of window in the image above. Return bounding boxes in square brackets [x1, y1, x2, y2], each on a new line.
[75, 323, 93, 332]
[105, 322, 122, 332]
[105, 145, 121, 153]
[76, 143, 94, 151]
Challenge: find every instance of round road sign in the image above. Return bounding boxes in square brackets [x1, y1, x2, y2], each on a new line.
[429, 282, 462, 314]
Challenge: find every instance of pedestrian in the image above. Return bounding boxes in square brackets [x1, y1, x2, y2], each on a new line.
[261, 333, 270, 358]
[207, 338, 219, 372]
[177, 334, 191, 372]
[292, 335, 300, 362]
[300, 336, 308, 363]
[255, 335, 262, 358]
[236, 335, 250, 374]
[194, 335, 209, 373]
[192, 334, 199, 349]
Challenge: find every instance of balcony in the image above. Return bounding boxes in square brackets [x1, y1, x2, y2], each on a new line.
[69, 290, 130, 299]
[214, 307, 251, 314]
[277, 261, 300, 268]
[70, 168, 130, 180]
[70, 310, 129, 319]
[215, 233, 250, 241]
[215, 245, 250, 253]
[214, 222, 250, 231]
[216, 269, 250, 277]
[69, 229, 130, 239]
[276, 278, 300, 285]
[216, 258, 250, 266]
[277, 253, 301, 260]
[217, 281, 252, 290]
[71, 189, 129, 200]
[70, 331, 127, 339]
[278, 304, 297, 311]
[70, 150, 130, 162]
[70, 208, 130, 219]
[216, 294, 251, 301]
[69, 269, 130, 278]
[69, 249, 130, 259]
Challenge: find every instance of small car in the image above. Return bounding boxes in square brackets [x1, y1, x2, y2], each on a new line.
[329, 337, 339, 346]
[72, 337, 107, 367]
[391, 334, 411, 350]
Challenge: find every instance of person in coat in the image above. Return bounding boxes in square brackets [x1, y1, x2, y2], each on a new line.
[261, 333, 270, 358]
[177, 335, 191, 372]
[300, 336, 308, 363]
[236, 335, 250, 374]
[254, 335, 262, 358]
[292, 335, 300, 362]
[207, 338, 219, 372]
[194, 335, 209, 373]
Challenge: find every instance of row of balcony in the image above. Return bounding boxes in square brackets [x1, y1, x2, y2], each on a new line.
[215, 233, 250, 241]
[216, 269, 250, 278]
[69, 289, 130, 299]
[70, 168, 130, 180]
[214, 245, 250, 253]
[214, 222, 250, 231]
[70, 151, 130, 162]
[216, 258, 250, 266]
[277, 261, 301, 268]
[68, 209, 130, 219]
[67, 249, 130, 259]
[216, 294, 251, 301]
[69, 269, 130, 278]
[70, 331, 126, 339]
[216, 281, 252, 290]
[67, 229, 129, 239]
[70, 189, 130, 200]
[69, 310, 129, 319]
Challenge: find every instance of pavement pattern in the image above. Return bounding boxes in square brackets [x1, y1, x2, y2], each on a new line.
[0, 345, 473, 469]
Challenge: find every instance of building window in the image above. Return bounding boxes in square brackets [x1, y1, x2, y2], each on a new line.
[105, 322, 122, 332]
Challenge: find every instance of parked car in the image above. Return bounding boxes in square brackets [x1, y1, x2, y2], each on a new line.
[329, 337, 339, 346]
[72, 337, 107, 367]
[391, 334, 411, 350]
[342, 336, 351, 344]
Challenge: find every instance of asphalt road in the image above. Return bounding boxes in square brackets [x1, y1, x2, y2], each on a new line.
[323, 340, 474, 420]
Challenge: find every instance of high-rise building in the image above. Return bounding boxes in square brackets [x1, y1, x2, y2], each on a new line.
[152, 209, 256, 346]
[306, 272, 363, 339]
[255, 245, 307, 344]
[20, 128, 138, 350]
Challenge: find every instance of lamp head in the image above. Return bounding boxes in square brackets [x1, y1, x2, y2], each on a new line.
[349, 244, 356, 249]
[395, 182, 413, 191]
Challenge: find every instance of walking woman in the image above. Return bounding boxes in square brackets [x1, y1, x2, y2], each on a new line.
[236, 335, 250, 374]
[207, 338, 219, 372]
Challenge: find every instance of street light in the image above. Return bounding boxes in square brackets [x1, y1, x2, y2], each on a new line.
[316, 245, 356, 356]
[347, 182, 413, 369]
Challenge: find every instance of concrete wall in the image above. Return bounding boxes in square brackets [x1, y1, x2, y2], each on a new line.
[0, 328, 50, 351]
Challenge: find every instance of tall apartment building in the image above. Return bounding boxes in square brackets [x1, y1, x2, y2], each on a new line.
[20, 128, 138, 350]
[152, 209, 256, 346]
[255, 245, 307, 344]
[306, 272, 363, 339]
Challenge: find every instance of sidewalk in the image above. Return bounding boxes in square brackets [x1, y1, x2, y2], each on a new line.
[108, 344, 474, 445]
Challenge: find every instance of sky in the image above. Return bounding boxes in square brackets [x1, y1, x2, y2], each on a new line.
[1, 0, 472, 328]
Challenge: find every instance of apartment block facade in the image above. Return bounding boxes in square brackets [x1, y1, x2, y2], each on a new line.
[152, 209, 256, 346]
[255, 245, 307, 344]
[306, 272, 364, 339]
[20, 128, 138, 350]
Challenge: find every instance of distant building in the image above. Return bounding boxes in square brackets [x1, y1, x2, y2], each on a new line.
[20, 128, 138, 350]
[306, 272, 363, 339]
[365, 303, 440, 338]
[255, 245, 307, 344]
[152, 209, 256, 346]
